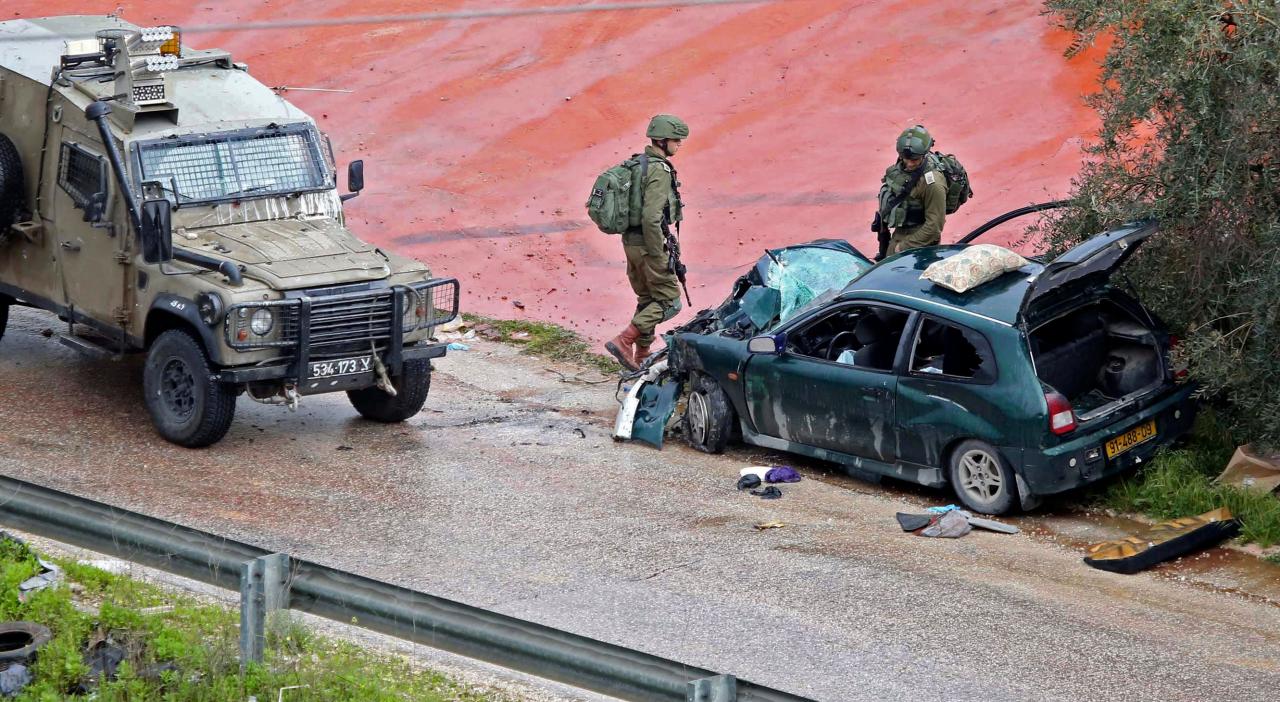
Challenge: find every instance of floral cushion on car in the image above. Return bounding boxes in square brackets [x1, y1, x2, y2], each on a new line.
[921, 245, 1030, 293]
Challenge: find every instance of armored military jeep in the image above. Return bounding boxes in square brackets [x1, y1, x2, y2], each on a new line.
[0, 16, 459, 447]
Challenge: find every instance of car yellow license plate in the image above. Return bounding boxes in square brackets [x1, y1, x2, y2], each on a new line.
[1105, 420, 1158, 459]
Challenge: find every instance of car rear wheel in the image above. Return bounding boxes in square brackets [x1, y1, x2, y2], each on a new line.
[948, 439, 1017, 515]
[143, 329, 237, 447]
[684, 372, 734, 454]
[0, 299, 8, 344]
[347, 358, 431, 422]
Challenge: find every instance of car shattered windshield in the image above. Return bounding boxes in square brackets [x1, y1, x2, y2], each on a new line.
[765, 246, 873, 323]
[134, 125, 330, 204]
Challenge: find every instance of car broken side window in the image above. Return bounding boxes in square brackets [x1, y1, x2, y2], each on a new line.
[791, 304, 908, 371]
[910, 318, 996, 383]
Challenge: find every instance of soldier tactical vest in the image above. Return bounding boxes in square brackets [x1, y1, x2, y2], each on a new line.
[878, 152, 973, 229]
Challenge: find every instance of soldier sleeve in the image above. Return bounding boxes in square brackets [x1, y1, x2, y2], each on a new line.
[916, 174, 948, 245]
[640, 167, 669, 258]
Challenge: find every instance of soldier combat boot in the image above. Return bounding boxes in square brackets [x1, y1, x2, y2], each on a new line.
[605, 324, 641, 371]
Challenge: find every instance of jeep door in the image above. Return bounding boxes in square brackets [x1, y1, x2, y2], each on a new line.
[50, 123, 127, 338]
[744, 302, 912, 462]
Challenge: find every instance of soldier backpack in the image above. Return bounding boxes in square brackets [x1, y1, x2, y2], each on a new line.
[930, 151, 973, 214]
[586, 155, 646, 234]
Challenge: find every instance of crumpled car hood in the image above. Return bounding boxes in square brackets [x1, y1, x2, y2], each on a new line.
[180, 218, 392, 289]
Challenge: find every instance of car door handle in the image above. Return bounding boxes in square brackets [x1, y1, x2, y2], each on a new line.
[60, 241, 80, 252]
[863, 387, 889, 400]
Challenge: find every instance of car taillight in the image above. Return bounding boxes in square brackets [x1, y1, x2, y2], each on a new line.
[1046, 391, 1077, 435]
[1167, 334, 1190, 380]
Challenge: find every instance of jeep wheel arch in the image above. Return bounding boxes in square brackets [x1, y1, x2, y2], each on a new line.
[147, 295, 224, 364]
[0, 133, 24, 234]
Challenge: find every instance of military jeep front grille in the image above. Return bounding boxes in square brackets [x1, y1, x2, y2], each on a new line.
[224, 278, 460, 356]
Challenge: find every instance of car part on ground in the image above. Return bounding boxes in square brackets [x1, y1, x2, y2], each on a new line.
[1084, 508, 1241, 574]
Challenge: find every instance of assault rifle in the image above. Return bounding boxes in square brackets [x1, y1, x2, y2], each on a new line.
[663, 222, 692, 306]
[871, 211, 891, 262]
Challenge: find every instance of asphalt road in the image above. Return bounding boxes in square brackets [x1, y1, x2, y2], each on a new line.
[1, 306, 1278, 701]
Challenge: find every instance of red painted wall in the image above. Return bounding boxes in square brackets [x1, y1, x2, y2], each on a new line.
[7, 1, 1102, 343]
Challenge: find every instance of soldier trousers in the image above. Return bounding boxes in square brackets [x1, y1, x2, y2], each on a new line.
[624, 244, 682, 346]
[888, 225, 941, 254]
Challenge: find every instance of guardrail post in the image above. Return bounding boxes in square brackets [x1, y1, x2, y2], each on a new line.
[240, 553, 291, 668]
[688, 674, 738, 702]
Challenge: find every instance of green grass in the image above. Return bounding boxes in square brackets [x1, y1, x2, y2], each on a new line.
[0, 538, 513, 701]
[462, 313, 621, 375]
[1092, 411, 1280, 547]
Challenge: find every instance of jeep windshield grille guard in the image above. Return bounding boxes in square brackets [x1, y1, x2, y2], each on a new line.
[132, 124, 332, 205]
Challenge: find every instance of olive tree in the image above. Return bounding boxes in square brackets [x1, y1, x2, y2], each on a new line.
[1042, 0, 1280, 447]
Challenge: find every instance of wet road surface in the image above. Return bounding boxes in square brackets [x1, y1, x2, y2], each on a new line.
[2, 306, 1278, 701]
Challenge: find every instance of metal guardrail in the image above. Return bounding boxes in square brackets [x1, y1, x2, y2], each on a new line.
[0, 475, 815, 702]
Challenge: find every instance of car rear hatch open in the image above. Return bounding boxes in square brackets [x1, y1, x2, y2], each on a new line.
[1020, 221, 1171, 426]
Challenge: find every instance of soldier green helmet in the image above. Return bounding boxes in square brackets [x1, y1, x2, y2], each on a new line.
[647, 114, 690, 140]
[896, 125, 933, 158]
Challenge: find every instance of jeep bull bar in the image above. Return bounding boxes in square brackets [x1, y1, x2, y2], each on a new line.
[218, 278, 460, 392]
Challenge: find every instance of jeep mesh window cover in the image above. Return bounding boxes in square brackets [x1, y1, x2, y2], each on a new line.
[136, 127, 329, 203]
[58, 142, 106, 210]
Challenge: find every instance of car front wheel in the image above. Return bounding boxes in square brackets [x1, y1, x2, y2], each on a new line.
[347, 358, 431, 422]
[684, 373, 734, 454]
[948, 439, 1018, 515]
[143, 329, 237, 447]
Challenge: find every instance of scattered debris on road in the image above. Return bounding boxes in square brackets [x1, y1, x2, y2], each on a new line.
[750, 486, 783, 500]
[896, 507, 1019, 537]
[1084, 507, 1241, 574]
[754, 521, 787, 531]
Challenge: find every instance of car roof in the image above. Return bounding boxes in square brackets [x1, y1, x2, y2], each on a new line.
[838, 245, 1044, 325]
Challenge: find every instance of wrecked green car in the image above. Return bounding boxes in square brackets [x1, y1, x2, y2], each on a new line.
[653, 221, 1196, 515]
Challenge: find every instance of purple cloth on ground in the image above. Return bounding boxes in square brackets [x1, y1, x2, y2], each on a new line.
[765, 466, 801, 483]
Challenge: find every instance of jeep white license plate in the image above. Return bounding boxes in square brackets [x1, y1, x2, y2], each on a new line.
[308, 355, 374, 379]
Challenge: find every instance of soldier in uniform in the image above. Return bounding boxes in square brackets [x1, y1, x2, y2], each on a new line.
[877, 125, 948, 257]
[605, 114, 689, 371]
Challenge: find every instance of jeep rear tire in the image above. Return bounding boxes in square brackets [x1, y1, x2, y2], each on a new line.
[347, 358, 431, 422]
[948, 439, 1018, 515]
[0, 134, 24, 234]
[143, 329, 237, 447]
[684, 372, 734, 454]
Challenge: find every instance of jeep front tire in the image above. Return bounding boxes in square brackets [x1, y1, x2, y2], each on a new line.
[143, 329, 237, 447]
[347, 358, 431, 422]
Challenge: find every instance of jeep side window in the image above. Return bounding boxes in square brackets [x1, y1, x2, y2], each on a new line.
[790, 304, 908, 370]
[910, 318, 997, 383]
[57, 142, 109, 216]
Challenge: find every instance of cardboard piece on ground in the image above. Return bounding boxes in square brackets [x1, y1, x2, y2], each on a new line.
[1215, 445, 1280, 493]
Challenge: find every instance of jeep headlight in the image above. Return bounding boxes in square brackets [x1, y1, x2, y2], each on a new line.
[403, 289, 426, 331]
[250, 308, 275, 336]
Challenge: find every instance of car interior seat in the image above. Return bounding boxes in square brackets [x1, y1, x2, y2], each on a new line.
[853, 314, 897, 370]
